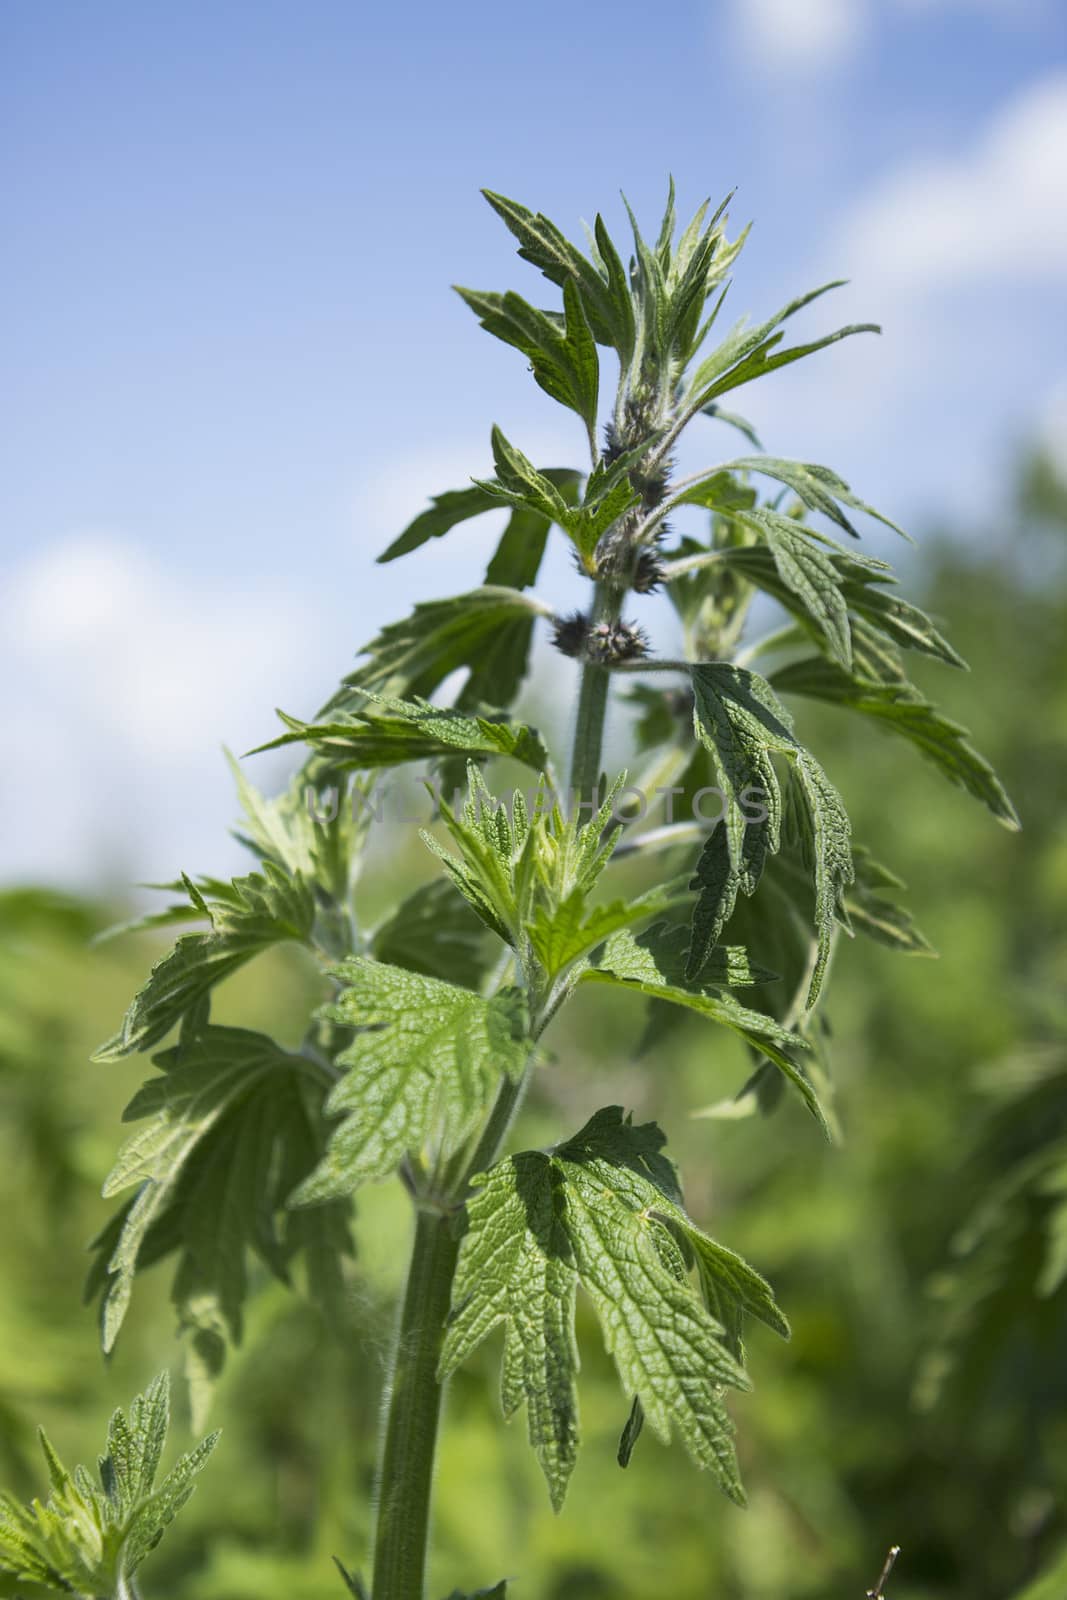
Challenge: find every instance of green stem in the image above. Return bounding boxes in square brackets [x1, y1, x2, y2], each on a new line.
[568, 582, 621, 804]
[370, 1209, 459, 1600]
[569, 660, 610, 803]
[369, 574, 624, 1599]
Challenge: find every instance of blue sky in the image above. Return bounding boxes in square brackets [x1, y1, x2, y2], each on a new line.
[2, 0, 1065, 887]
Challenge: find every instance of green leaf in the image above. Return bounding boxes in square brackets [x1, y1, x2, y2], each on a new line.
[689, 663, 853, 1006]
[423, 769, 633, 971]
[840, 567, 967, 667]
[479, 427, 575, 523]
[481, 189, 630, 354]
[442, 1148, 579, 1510]
[738, 508, 852, 668]
[334, 1559, 370, 1598]
[377, 468, 582, 570]
[686, 666, 788, 969]
[719, 543, 965, 670]
[592, 214, 636, 363]
[293, 960, 531, 1201]
[688, 822, 770, 978]
[377, 483, 502, 562]
[770, 655, 1020, 828]
[340, 587, 548, 712]
[226, 754, 360, 907]
[94, 866, 316, 1061]
[482, 498, 556, 591]
[476, 427, 636, 567]
[791, 749, 854, 1002]
[442, 1108, 783, 1508]
[617, 1395, 645, 1467]
[683, 281, 879, 414]
[700, 403, 763, 449]
[370, 876, 497, 989]
[582, 925, 826, 1130]
[0, 1372, 217, 1596]
[91, 1026, 354, 1366]
[455, 280, 599, 433]
[717, 455, 909, 541]
[252, 689, 549, 776]
[527, 874, 695, 980]
[844, 846, 936, 956]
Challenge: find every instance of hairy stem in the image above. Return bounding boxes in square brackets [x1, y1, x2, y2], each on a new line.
[568, 582, 621, 803]
[370, 1209, 459, 1600]
[370, 556, 624, 1600]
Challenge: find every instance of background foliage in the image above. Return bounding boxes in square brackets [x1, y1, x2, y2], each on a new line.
[1, 449, 1064, 1600]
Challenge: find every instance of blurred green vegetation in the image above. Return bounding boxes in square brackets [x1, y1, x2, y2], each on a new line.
[1, 450, 1065, 1600]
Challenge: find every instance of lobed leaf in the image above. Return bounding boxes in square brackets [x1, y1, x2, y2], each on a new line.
[771, 655, 1019, 828]
[689, 663, 853, 1007]
[94, 866, 316, 1061]
[0, 1372, 217, 1596]
[339, 587, 549, 711]
[293, 959, 531, 1201]
[441, 1108, 786, 1509]
[90, 1026, 354, 1374]
[252, 688, 549, 777]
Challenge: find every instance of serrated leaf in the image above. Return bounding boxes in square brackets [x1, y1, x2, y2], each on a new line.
[481, 188, 630, 355]
[377, 482, 503, 563]
[581, 925, 827, 1131]
[683, 281, 878, 415]
[687, 821, 771, 981]
[739, 509, 852, 667]
[480, 426, 574, 521]
[841, 568, 966, 667]
[443, 1108, 782, 1508]
[226, 753, 360, 906]
[423, 769, 636, 973]
[844, 846, 935, 955]
[718, 455, 909, 541]
[90, 1027, 354, 1363]
[592, 214, 636, 362]
[476, 427, 637, 567]
[252, 688, 549, 776]
[377, 468, 583, 571]
[0, 1372, 216, 1596]
[689, 663, 788, 933]
[770, 655, 1019, 828]
[94, 866, 316, 1061]
[700, 403, 764, 449]
[791, 749, 854, 1002]
[689, 663, 853, 1007]
[442, 1149, 579, 1510]
[527, 874, 694, 979]
[293, 960, 531, 1201]
[719, 544, 964, 670]
[456, 280, 599, 433]
[338, 587, 548, 712]
[370, 877, 497, 989]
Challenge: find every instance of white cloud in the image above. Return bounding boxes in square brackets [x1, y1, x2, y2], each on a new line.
[730, 0, 1056, 79]
[730, 0, 867, 74]
[836, 72, 1067, 287]
[0, 533, 325, 888]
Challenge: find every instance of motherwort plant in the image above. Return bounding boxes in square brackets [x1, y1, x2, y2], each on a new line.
[1, 184, 1016, 1600]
